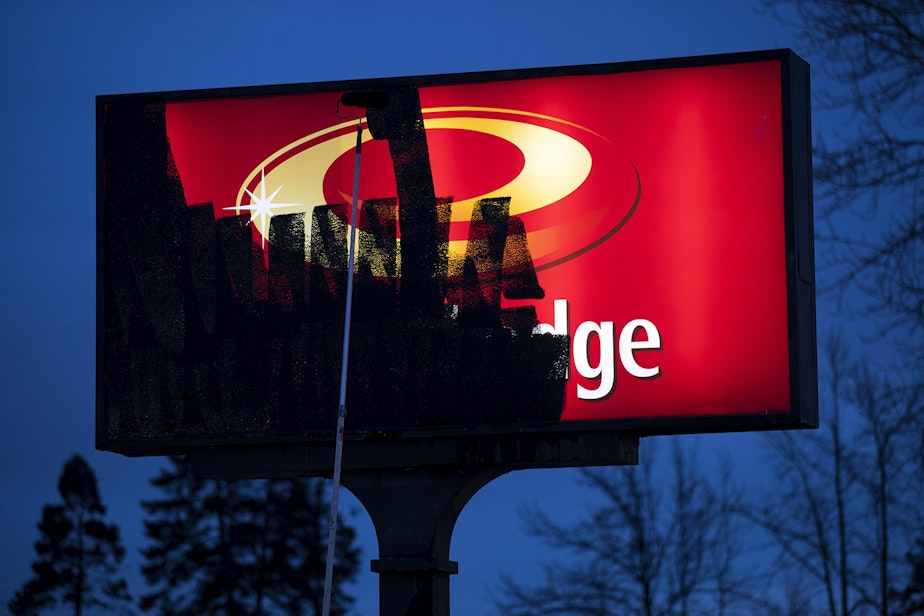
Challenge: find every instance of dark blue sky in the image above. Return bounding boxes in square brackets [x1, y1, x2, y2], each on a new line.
[0, 2, 807, 614]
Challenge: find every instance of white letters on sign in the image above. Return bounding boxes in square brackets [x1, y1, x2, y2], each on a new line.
[537, 299, 662, 400]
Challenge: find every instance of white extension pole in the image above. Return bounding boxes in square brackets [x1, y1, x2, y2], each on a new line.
[321, 115, 363, 616]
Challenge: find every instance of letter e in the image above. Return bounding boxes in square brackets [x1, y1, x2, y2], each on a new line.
[618, 319, 661, 379]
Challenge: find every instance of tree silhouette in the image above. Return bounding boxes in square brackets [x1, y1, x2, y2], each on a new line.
[745, 332, 924, 616]
[140, 456, 359, 615]
[762, 1, 924, 359]
[894, 537, 924, 615]
[7, 454, 132, 616]
[756, 5, 924, 615]
[493, 442, 747, 616]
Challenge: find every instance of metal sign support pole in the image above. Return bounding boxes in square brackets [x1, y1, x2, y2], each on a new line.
[189, 435, 640, 615]
[343, 466, 510, 616]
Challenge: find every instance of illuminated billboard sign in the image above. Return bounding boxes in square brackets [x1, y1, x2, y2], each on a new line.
[97, 49, 816, 458]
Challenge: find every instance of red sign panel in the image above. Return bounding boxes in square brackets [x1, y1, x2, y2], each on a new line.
[97, 50, 815, 456]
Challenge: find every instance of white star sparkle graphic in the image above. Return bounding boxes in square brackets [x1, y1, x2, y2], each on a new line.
[224, 167, 303, 249]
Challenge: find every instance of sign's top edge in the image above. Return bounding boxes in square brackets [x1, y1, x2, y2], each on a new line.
[96, 48, 803, 103]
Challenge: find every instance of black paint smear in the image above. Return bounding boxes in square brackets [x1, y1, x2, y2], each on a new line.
[366, 87, 444, 318]
[101, 92, 568, 447]
[353, 198, 399, 323]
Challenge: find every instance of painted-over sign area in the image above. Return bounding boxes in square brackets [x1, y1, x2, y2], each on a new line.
[99, 55, 801, 450]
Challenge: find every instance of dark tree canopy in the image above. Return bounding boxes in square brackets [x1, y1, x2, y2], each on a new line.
[7, 454, 131, 616]
[894, 538, 924, 616]
[140, 456, 360, 616]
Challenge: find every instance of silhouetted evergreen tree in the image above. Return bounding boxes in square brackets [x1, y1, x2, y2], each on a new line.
[140, 456, 359, 615]
[7, 454, 132, 616]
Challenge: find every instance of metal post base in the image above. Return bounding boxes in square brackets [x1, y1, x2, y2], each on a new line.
[342, 466, 509, 616]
